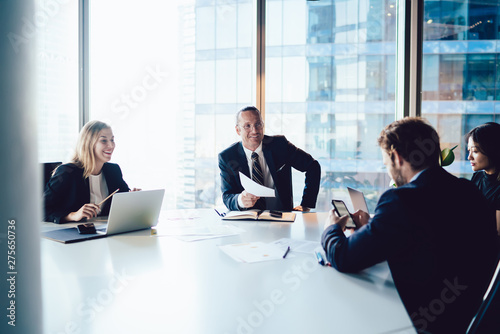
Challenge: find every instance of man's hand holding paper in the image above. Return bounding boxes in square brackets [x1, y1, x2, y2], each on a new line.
[240, 190, 260, 208]
[239, 172, 275, 197]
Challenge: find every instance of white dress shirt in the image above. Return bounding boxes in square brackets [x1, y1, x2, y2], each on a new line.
[89, 173, 109, 211]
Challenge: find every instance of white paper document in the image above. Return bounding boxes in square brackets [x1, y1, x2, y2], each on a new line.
[152, 223, 245, 242]
[239, 172, 275, 197]
[219, 242, 286, 263]
[271, 238, 320, 253]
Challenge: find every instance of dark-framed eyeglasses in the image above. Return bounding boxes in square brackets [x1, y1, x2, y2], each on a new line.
[239, 122, 264, 131]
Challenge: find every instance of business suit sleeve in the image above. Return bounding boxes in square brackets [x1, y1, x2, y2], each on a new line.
[321, 190, 411, 272]
[43, 164, 81, 224]
[218, 153, 244, 211]
[285, 140, 321, 208]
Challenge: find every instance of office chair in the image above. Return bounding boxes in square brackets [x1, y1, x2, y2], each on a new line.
[467, 257, 500, 334]
[42, 162, 62, 192]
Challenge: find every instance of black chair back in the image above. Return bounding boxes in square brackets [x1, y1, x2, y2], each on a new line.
[42, 162, 62, 192]
[467, 258, 500, 333]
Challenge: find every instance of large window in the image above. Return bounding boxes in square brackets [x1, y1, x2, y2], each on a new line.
[36, 0, 397, 212]
[89, 0, 184, 208]
[36, 0, 79, 163]
[266, 0, 397, 211]
[37, 0, 500, 211]
[422, 0, 500, 177]
[193, 0, 255, 208]
[89, 0, 255, 209]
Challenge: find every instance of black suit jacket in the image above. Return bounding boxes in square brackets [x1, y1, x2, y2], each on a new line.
[218, 135, 320, 211]
[44, 162, 130, 223]
[322, 166, 499, 333]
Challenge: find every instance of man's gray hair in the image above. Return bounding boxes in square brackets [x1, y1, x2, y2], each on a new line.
[235, 106, 262, 125]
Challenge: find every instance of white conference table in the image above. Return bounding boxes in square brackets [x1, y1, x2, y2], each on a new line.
[41, 209, 416, 334]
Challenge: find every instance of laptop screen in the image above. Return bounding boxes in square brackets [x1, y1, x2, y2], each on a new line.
[347, 187, 369, 214]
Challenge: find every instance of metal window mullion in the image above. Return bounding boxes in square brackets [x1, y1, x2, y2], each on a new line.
[256, 0, 265, 120]
[79, 0, 89, 129]
[409, 0, 423, 118]
[397, 0, 423, 119]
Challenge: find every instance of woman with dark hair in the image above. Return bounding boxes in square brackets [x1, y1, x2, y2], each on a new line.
[466, 122, 500, 235]
[44, 120, 139, 223]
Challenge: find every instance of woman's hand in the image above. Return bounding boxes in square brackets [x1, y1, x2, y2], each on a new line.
[64, 203, 100, 222]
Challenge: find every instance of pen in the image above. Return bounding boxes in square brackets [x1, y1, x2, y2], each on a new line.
[283, 246, 290, 258]
[315, 251, 332, 267]
[315, 251, 325, 266]
[97, 188, 119, 207]
[214, 208, 226, 217]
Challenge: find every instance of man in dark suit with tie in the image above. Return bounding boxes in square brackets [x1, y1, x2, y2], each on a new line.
[218, 106, 321, 212]
[322, 117, 499, 333]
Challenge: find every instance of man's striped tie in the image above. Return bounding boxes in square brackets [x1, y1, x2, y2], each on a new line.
[251, 152, 265, 209]
[251, 152, 264, 185]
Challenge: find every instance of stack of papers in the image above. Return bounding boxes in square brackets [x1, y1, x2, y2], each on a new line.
[219, 238, 321, 263]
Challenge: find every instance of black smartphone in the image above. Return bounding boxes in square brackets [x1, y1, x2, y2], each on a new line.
[77, 223, 97, 234]
[269, 210, 282, 218]
[331, 200, 356, 229]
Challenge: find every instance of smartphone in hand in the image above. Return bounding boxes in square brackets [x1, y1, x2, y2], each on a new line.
[331, 200, 357, 229]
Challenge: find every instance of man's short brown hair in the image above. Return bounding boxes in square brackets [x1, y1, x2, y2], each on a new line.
[378, 117, 441, 170]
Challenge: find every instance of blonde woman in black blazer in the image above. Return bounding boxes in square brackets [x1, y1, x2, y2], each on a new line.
[44, 121, 138, 224]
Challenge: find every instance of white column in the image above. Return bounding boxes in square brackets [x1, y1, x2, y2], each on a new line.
[0, 0, 42, 333]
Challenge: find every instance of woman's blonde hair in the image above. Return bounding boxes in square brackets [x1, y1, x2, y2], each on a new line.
[70, 120, 111, 178]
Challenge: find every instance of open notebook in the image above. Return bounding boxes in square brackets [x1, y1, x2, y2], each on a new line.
[222, 210, 296, 222]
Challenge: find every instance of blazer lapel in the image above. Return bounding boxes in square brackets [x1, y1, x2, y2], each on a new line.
[262, 145, 277, 182]
[83, 176, 91, 203]
[237, 143, 251, 177]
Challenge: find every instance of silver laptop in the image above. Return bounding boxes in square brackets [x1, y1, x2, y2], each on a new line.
[95, 189, 165, 235]
[347, 187, 369, 214]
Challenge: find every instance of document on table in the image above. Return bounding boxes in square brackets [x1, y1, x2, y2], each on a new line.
[239, 172, 275, 197]
[270, 238, 320, 253]
[152, 223, 245, 242]
[219, 242, 286, 263]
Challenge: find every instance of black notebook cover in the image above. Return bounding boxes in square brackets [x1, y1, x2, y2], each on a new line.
[41, 227, 107, 244]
